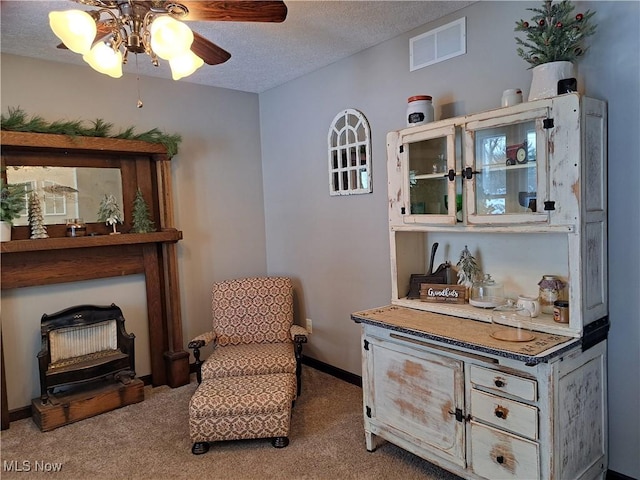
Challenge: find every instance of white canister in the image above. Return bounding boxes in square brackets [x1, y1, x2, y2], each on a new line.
[501, 88, 523, 108]
[407, 95, 434, 127]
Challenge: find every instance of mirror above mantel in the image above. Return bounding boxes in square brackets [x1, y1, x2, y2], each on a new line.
[1, 130, 161, 240]
[7, 166, 124, 226]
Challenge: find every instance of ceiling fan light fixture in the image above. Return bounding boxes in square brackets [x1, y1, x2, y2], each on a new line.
[169, 51, 204, 80]
[83, 42, 123, 78]
[47, 0, 286, 85]
[150, 16, 194, 61]
[49, 10, 97, 55]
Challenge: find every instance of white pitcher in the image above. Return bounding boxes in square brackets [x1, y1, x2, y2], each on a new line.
[517, 295, 541, 318]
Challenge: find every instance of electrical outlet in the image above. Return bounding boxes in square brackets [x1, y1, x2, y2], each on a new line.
[305, 318, 313, 334]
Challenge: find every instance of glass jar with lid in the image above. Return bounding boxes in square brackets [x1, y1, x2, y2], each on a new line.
[538, 275, 566, 314]
[469, 274, 504, 308]
[406, 95, 434, 127]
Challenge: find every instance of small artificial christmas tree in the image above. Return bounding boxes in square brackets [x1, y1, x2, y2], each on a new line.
[97, 194, 123, 234]
[456, 245, 480, 291]
[131, 188, 156, 233]
[27, 191, 49, 239]
[514, 0, 596, 67]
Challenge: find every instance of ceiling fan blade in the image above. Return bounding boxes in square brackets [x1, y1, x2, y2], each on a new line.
[179, 1, 287, 23]
[192, 32, 231, 65]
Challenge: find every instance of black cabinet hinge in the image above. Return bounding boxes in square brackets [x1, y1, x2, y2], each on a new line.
[399, 145, 404, 154]
[543, 118, 554, 129]
[366, 406, 372, 418]
[543, 200, 556, 211]
[582, 316, 610, 351]
[400, 207, 406, 215]
[363, 339, 369, 351]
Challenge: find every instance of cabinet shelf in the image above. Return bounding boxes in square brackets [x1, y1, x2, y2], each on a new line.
[479, 162, 536, 173]
[390, 224, 574, 234]
[393, 298, 581, 338]
[413, 172, 449, 180]
[413, 162, 536, 180]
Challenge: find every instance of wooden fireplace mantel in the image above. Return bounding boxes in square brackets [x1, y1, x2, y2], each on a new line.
[1, 131, 190, 424]
[0, 230, 182, 288]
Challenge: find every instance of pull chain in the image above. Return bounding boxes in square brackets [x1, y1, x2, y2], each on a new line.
[135, 54, 143, 108]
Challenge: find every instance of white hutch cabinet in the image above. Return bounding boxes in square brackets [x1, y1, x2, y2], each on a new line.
[353, 94, 608, 480]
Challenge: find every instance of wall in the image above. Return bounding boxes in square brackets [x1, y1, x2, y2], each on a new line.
[260, 2, 639, 477]
[0, 54, 269, 408]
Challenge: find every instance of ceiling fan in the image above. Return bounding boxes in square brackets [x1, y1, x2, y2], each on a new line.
[50, 0, 288, 80]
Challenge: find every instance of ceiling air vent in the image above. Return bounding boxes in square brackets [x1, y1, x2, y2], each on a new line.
[410, 17, 466, 71]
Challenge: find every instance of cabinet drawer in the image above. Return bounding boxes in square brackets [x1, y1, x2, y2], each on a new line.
[470, 422, 540, 480]
[470, 389, 538, 440]
[470, 364, 537, 402]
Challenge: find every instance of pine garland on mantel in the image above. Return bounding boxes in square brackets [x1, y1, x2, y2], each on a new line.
[1, 107, 181, 158]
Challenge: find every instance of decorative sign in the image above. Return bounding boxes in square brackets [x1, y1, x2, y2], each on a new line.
[420, 284, 467, 304]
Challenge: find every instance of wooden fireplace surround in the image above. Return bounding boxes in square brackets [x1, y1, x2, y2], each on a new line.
[1, 131, 190, 427]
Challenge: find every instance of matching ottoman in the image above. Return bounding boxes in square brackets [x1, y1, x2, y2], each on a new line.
[189, 373, 297, 454]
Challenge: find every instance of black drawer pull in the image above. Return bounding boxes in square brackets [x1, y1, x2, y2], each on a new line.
[494, 379, 505, 388]
[496, 455, 505, 464]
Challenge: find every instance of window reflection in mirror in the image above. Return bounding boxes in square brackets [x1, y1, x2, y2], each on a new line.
[6, 166, 124, 226]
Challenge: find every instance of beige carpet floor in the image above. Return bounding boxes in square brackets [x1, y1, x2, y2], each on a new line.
[1, 366, 463, 480]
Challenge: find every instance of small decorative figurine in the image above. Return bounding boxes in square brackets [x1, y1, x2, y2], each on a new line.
[27, 191, 49, 239]
[131, 188, 156, 233]
[97, 194, 123, 234]
[456, 245, 480, 291]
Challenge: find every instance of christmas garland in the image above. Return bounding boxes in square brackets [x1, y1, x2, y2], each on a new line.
[1, 107, 181, 158]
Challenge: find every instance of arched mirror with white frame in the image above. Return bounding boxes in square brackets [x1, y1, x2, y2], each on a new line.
[328, 108, 371, 196]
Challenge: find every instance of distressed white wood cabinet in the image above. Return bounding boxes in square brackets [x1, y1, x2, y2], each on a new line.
[353, 94, 608, 480]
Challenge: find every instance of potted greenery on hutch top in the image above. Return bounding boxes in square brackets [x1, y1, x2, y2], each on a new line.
[0, 176, 26, 242]
[515, 0, 596, 101]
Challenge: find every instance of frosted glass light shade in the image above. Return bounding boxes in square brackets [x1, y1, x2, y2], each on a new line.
[169, 51, 204, 80]
[150, 16, 194, 60]
[49, 10, 97, 54]
[83, 43, 123, 78]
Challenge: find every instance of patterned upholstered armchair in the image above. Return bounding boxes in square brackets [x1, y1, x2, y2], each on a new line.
[188, 276, 308, 392]
[187, 277, 308, 454]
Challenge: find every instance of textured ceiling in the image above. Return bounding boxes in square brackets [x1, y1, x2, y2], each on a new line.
[0, 1, 474, 93]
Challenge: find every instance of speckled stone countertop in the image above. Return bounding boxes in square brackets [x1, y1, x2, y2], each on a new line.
[351, 305, 581, 365]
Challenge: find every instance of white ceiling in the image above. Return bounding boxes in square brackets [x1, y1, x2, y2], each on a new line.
[0, 1, 475, 93]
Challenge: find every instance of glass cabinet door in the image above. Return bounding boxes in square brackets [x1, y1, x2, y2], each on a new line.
[401, 125, 460, 225]
[464, 108, 549, 224]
